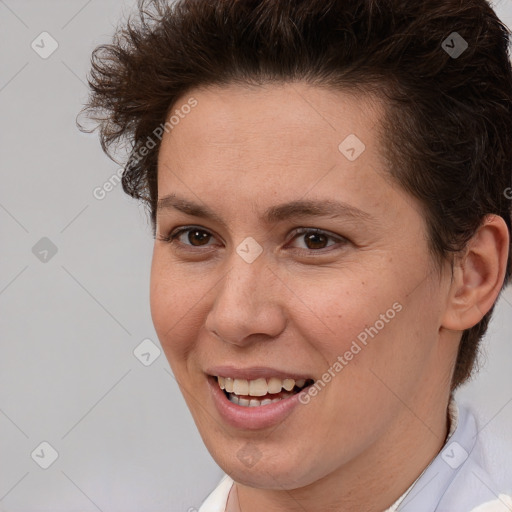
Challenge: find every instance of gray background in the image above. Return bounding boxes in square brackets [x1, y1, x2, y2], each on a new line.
[0, 1, 511, 511]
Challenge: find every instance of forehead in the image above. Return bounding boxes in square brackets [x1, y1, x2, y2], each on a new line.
[162, 81, 383, 153]
[156, 82, 397, 221]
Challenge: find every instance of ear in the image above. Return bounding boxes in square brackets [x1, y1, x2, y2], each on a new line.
[441, 215, 510, 331]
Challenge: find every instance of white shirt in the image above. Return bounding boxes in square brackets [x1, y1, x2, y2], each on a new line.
[198, 400, 512, 512]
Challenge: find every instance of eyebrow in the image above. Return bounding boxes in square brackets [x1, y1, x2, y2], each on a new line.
[156, 193, 375, 226]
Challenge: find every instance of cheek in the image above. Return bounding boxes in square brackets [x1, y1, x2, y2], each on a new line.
[149, 254, 207, 366]
[295, 262, 435, 383]
[311, 270, 443, 416]
[290, 270, 394, 354]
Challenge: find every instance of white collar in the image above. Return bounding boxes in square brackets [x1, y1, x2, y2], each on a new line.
[383, 397, 459, 512]
[198, 397, 504, 512]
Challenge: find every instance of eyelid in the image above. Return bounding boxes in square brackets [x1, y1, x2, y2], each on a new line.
[288, 227, 345, 242]
[286, 227, 348, 252]
[159, 225, 221, 246]
[158, 225, 349, 253]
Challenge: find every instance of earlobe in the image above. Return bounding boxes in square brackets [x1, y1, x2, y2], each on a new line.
[441, 215, 510, 332]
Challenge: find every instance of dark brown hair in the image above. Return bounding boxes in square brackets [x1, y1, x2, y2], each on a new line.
[80, 0, 512, 390]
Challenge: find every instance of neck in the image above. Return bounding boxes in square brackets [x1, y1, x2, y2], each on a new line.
[228, 396, 451, 512]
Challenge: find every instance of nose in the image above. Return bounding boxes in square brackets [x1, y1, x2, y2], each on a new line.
[204, 256, 287, 347]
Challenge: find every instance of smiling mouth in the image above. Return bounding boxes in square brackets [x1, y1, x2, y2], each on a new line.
[214, 376, 315, 407]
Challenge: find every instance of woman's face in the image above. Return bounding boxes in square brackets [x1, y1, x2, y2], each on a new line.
[150, 82, 455, 489]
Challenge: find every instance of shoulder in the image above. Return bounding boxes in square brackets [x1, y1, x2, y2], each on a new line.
[439, 402, 512, 511]
[198, 474, 234, 512]
[469, 401, 512, 490]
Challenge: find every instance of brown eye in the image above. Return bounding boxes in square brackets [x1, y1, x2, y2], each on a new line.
[158, 226, 218, 248]
[186, 229, 212, 246]
[303, 232, 329, 250]
[289, 228, 347, 253]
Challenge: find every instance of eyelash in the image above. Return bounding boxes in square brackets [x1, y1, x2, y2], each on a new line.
[156, 225, 348, 255]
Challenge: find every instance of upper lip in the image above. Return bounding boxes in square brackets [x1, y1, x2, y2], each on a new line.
[206, 365, 314, 381]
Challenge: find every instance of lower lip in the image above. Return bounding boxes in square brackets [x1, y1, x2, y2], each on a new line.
[207, 376, 308, 430]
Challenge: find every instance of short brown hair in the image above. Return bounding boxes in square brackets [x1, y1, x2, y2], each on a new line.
[80, 0, 512, 390]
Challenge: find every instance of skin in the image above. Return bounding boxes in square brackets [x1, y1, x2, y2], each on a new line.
[149, 82, 509, 512]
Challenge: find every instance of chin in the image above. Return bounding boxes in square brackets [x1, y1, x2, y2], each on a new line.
[208, 437, 326, 490]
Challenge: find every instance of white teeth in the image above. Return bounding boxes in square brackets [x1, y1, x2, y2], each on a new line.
[224, 392, 295, 407]
[233, 379, 249, 395]
[282, 378, 295, 391]
[267, 377, 283, 394]
[217, 376, 310, 396]
[218, 377, 292, 396]
[249, 378, 268, 397]
[225, 378, 234, 393]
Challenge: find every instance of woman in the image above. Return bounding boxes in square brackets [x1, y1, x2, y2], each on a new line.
[80, 0, 512, 510]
